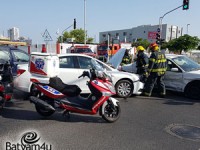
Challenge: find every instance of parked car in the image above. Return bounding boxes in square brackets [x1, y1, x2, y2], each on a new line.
[117, 52, 200, 100]
[0, 45, 29, 76]
[14, 53, 144, 98]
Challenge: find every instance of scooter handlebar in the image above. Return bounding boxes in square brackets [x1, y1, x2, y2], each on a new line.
[78, 74, 83, 78]
[78, 71, 90, 79]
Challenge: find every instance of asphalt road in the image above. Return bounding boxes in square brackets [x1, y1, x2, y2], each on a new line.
[0, 91, 200, 150]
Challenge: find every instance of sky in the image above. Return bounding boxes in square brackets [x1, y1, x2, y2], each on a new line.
[0, 0, 199, 44]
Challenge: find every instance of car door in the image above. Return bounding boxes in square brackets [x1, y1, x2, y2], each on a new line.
[164, 59, 184, 91]
[10, 49, 29, 76]
[77, 56, 93, 93]
[58, 56, 80, 87]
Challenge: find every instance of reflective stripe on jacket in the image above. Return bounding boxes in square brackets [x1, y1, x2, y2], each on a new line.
[148, 51, 167, 76]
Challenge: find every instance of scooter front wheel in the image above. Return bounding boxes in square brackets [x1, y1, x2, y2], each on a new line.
[101, 101, 121, 123]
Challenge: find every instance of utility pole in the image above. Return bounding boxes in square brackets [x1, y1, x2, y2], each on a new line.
[107, 33, 110, 62]
[84, 0, 87, 45]
[187, 24, 190, 34]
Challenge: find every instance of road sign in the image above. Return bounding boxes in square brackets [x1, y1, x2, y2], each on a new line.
[157, 28, 160, 32]
[42, 29, 53, 42]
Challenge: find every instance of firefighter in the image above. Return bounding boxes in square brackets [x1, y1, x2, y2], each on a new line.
[121, 49, 132, 66]
[136, 46, 149, 82]
[143, 43, 167, 97]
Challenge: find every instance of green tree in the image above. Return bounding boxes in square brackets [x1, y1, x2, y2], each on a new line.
[132, 38, 150, 49]
[166, 34, 200, 54]
[87, 37, 93, 44]
[57, 28, 93, 44]
[197, 45, 200, 50]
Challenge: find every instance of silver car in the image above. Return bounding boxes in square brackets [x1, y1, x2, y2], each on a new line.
[117, 51, 200, 100]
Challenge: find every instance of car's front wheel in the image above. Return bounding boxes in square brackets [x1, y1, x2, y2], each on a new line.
[185, 82, 200, 100]
[115, 80, 133, 98]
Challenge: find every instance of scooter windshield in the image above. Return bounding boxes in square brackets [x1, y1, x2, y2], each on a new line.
[91, 59, 104, 71]
[91, 59, 112, 82]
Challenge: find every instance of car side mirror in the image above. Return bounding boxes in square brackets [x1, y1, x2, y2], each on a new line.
[171, 68, 179, 72]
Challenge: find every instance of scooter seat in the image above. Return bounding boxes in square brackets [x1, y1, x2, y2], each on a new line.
[49, 77, 82, 97]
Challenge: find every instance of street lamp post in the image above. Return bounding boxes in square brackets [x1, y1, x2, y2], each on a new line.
[84, 0, 86, 45]
[187, 24, 190, 34]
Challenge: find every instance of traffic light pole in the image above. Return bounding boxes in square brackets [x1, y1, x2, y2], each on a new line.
[61, 24, 73, 50]
[159, 5, 183, 47]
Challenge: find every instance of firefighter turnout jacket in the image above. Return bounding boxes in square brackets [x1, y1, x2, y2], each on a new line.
[136, 52, 149, 74]
[148, 51, 167, 76]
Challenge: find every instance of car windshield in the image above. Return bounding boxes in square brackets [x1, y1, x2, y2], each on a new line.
[76, 48, 92, 53]
[98, 46, 108, 51]
[172, 55, 200, 72]
[0, 50, 10, 61]
[12, 50, 29, 62]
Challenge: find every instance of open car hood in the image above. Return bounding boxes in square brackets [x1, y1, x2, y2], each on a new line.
[108, 47, 135, 69]
[108, 48, 126, 69]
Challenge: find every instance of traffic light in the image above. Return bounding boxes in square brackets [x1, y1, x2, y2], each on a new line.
[156, 32, 161, 44]
[73, 18, 76, 29]
[183, 0, 189, 10]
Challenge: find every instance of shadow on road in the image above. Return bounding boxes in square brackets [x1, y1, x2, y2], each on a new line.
[130, 90, 200, 106]
[0, 106, 107, 124]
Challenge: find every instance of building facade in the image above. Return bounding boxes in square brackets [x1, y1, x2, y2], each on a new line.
[99, 24, 183, 44]
[8, 27, 19, 41]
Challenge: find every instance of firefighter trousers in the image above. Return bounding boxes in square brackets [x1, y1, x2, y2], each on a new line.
[143, 74, 166, 96]
[137, 67, 148, 83]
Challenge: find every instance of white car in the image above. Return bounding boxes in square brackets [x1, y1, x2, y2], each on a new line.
[120, 54, 200, 100]
[14, 53, 144, 98]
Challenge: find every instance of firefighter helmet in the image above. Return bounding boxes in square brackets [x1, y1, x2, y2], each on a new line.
[136, 46, 145, 52]
[150, 43, 159, 51]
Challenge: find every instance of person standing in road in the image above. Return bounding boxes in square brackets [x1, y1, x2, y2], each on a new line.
[143, 43, 167, 97]
[121, 49, 132, 66]
[136, 46, 149, 82]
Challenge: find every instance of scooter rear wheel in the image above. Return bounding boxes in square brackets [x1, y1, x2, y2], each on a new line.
[101, 101, 121, 123]
[35, 105, 55, 117]
[35, 96, 55, 117]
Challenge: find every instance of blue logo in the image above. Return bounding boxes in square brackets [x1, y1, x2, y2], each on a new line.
[43, 85, 61, 95]
[35, 58, 45, 70]
[94, 80, 98, 84]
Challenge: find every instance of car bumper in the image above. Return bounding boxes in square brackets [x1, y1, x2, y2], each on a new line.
[133, 81, 144, 95]
[13, 77, 31, 93]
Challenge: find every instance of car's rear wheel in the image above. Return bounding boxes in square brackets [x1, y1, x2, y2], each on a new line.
[185, 82, 200, 100]
[115, 80, 133, 98]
